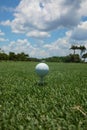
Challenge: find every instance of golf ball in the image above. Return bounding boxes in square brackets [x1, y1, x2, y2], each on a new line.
[35, 63, 49, 77]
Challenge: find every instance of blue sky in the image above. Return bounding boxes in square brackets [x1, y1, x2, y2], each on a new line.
[0, 0, 87, 58]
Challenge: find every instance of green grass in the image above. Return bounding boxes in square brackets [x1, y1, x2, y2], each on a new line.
[0, 61, 87, 130]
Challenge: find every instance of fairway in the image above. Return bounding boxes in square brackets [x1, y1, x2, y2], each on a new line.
[0, 62, 87, 130]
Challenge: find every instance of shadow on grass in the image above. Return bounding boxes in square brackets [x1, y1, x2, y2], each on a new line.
[34, 81, 48, 86]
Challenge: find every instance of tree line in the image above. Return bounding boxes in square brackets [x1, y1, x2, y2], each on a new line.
[0, 51, 28, 61]
[44, 45, 87, 63]
[70, 45, 87, 62]
[0, 45, 87, 62]
[70, 45, 86, 57]
[0, 51, 40, 62]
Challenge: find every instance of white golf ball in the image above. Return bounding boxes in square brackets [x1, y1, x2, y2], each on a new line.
[35, 63, 49, 77]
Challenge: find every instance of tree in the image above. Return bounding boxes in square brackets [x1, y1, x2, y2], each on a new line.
[9, 52, 17, 61]
[16, 52, 29, 61]
[0, 48, 8, 60]
[82, 53, 87, 62]
[79, 45, 86, 58]
[65, 54, 81, 63]
[0, 48, 4, 53]
[0, 53, 8, 60]
[70, 45, 78, 54]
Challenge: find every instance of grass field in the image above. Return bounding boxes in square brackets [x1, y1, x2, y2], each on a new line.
[0, 61, 87, 130]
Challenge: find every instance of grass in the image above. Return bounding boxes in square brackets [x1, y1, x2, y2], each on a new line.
[0, 61, 87, 130]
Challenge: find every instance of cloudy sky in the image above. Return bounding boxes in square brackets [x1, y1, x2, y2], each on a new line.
[0, 0, 87, 58]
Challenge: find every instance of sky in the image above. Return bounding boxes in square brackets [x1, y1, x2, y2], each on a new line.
[0, 0, 87, 58]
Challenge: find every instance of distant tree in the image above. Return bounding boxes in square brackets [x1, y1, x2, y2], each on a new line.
[79, 45, 86, 58]
[65, 54, 81, 63]
[16, 52, 29, 61]
[0, 53, 8, 60]
[43, 55, 81, 63]
[82, 53, 87, 62]
[29, 57, 40, 62]
[47, 56, 64, 62]
[9, 52, 17, 61]
[0, 48, 8, 61]
[0, 48, 4, 53]
[70, 45, 78, 54]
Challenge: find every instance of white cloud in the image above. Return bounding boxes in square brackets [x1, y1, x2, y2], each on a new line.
[0, 20, 11, 26]
[79, 0, 87, 16]
[43, 37, 71, 56]
[2, 35, 87, 58]
[0, 30, 9, 42]
[0, 37, 8, 42]
[0, 30, 5, 36]
[0, 30, 8, 42]
[2, 37, 71, 58]
[78, 21, 87, 29]
[0, 0, 83, 38]
[1, 0, 87, 58]
[2, 39, 48, 58]
[70, 21, 87, 41]
[27, 30, 50, 38]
